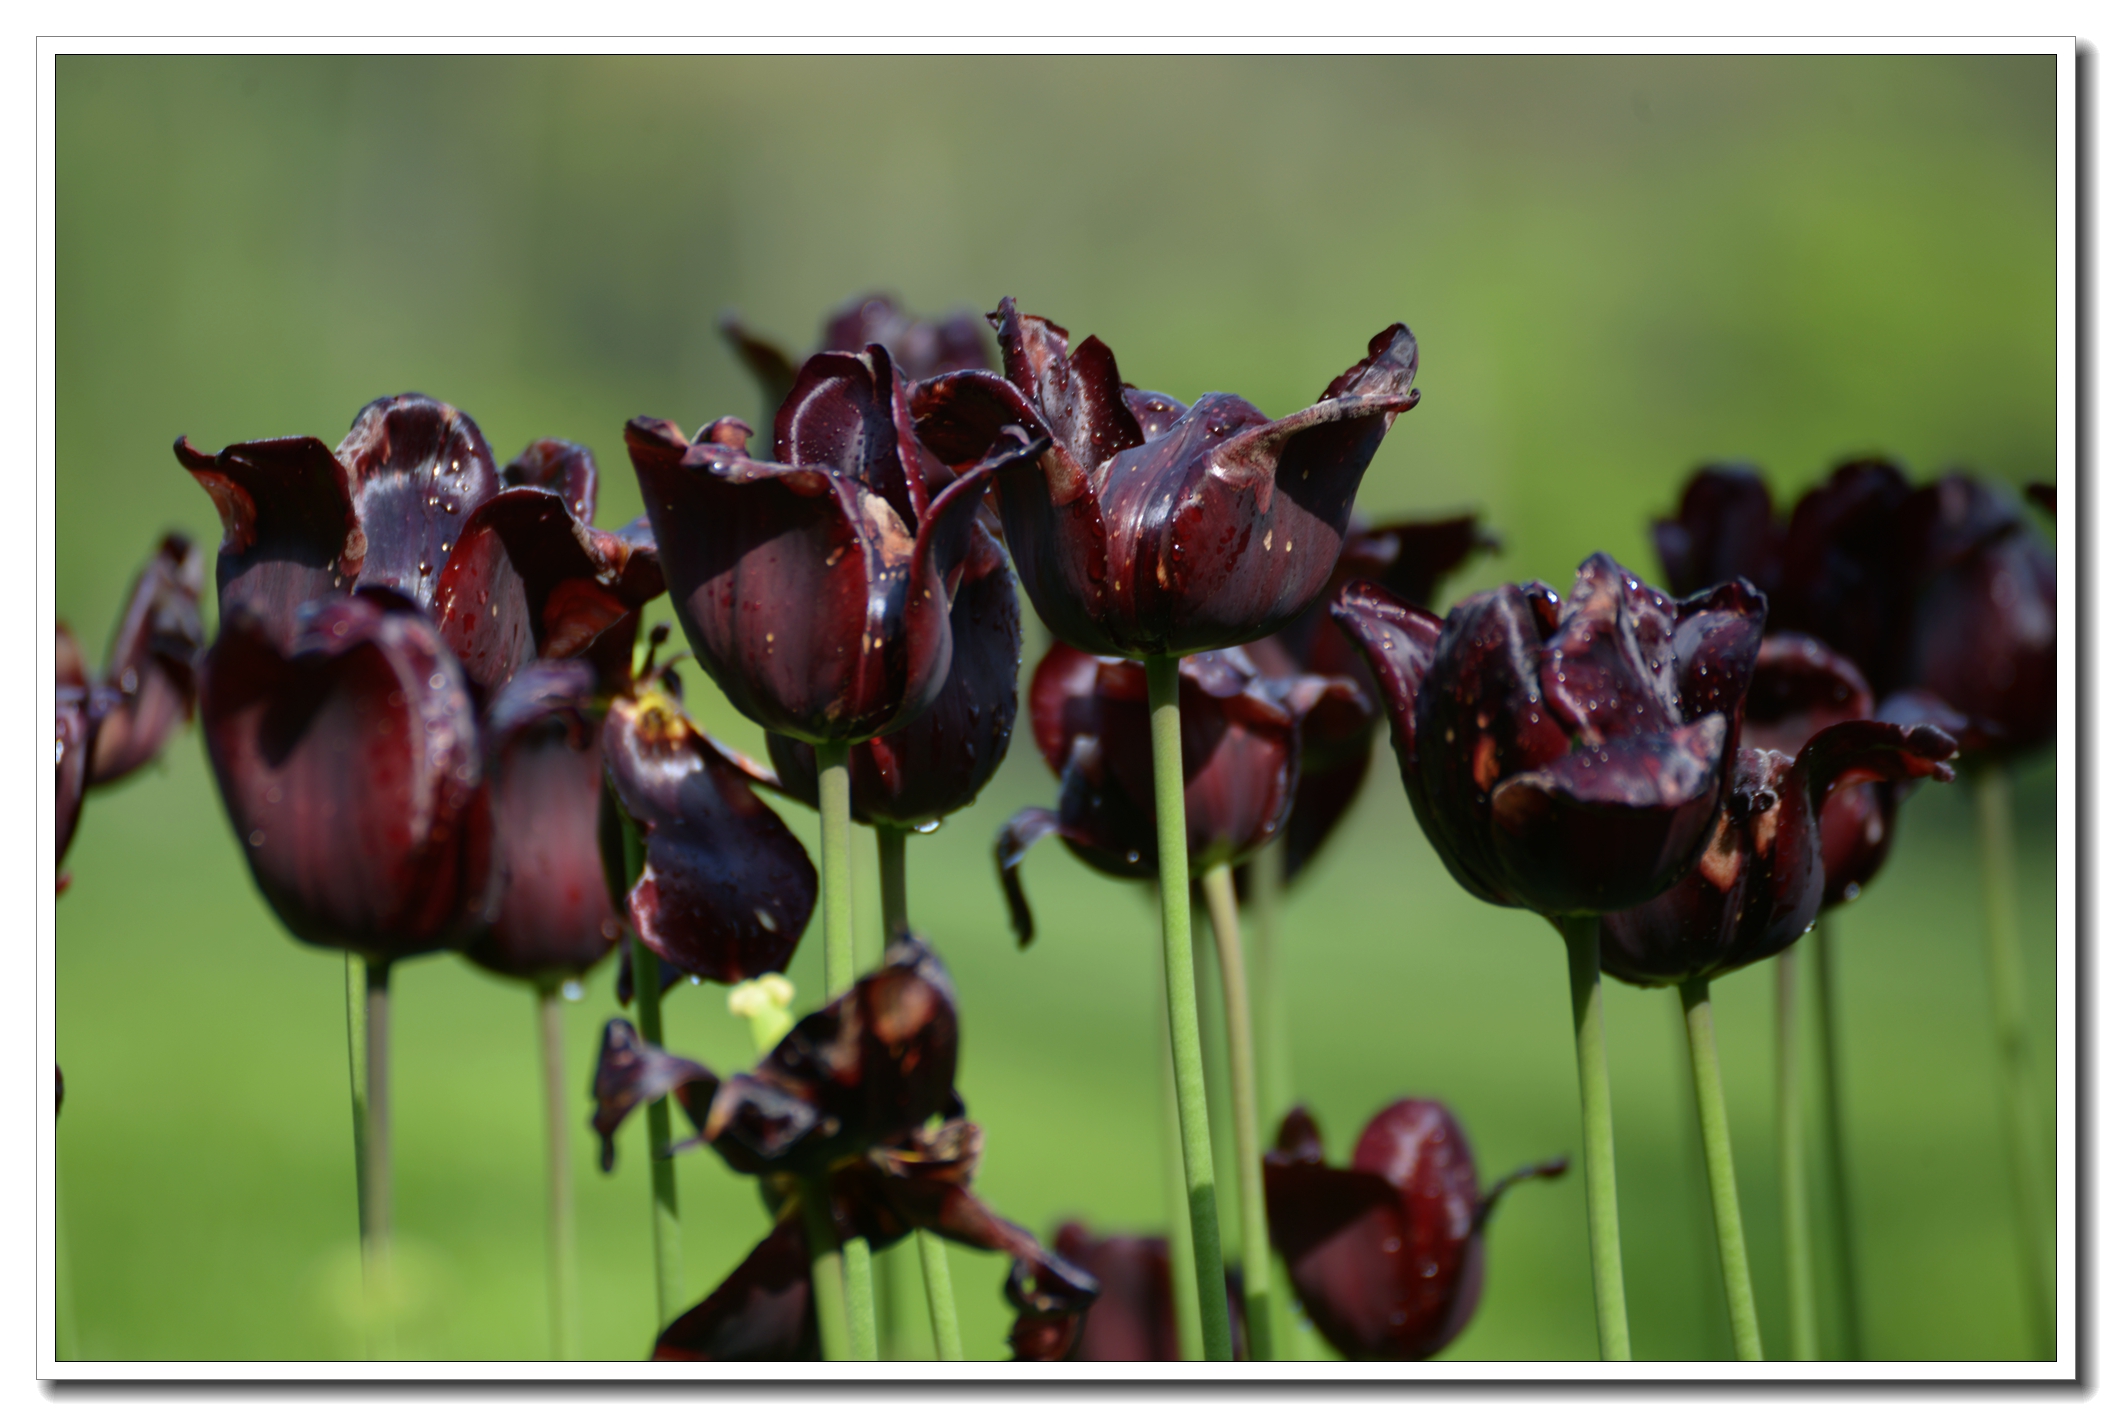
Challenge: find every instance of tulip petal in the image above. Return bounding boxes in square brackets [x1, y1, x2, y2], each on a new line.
[995, 807, 1064, 946]
[1653, 464, 1782, 599]
[653, 1215, 817, 1360]
[719, 313, 803, 425]
[88, 533, 206, 785]
[501, 438, 600, 524]
[1049, 1226, 1182, 1361]
[991, 297, 1146, 475]
[174, 433, 360, 640]
[332, 394, 502, 608]
[601, 691, 817, 984]
[589, 1017, 719, 1173]
[1671, 577, 1768, 738]
[774, 347, 926, 527]
[1540, 553, 1682, 743]
[1488, 715, 1728, 915]
[199, 595, 493, 960]
[1738, 633, 1874, 758]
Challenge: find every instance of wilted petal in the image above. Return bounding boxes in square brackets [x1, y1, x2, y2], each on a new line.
[462, 661, 624, 986]
[601, 688, 816, 983]
[589, 1017, 719, 1173]
[89, 533, 206, 785]
[174, 432, 360, 640]
[332, 394, 502, 608]
[198, 595, 492, 961]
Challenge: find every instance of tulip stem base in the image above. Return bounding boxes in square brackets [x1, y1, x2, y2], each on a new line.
[1203, 863, 1275, 1360]
[1974, 765, 2055, 1359]
[537, 984, 582, 1361]
[1561, 916, 1631, 1361]
[815, 743, 878, 1358]
[1146, 654, 1235, 1362]
[802, 1179, 854, 1361]
[627, 931, 684, 1329]
[1679, 976, 1763, 1361]
[1811, 915, 1865, 1359]
[362, 958, 396, 1360]
[1776, 946, 1818, 1360]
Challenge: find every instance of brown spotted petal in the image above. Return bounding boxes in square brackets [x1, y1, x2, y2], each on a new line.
[918, 298, 1419, 659]
[88, 533, 206, 785]
[460, 660, 624, 986]
[766, 522, 1021, 828]
[589, 1016, 720, 1173]
[1601, 721, 1957, 986]
[702, 934, 961, 1176]
[198, 594, 494, 962]
[600, 687, 816, 984]
[625, 408, 1033, 745]
[1264, 1101, 1565, 1361]
[1653, 464, 1783, 599]
[174, 431, 361, 642]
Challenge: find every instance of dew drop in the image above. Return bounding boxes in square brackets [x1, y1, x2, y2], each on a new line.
[755, 907, 778, 933]
[914, 820, 940, 835]
[429, 674, 447, 690]
[561, 979, 584, 1002]
[248, 829, 266, 847]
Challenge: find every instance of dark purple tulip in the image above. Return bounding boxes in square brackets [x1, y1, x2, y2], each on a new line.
[995, 641, 1365, 943]
[86, 533, 206, 784]
[723, 292, 994, 421]
[913, 297, 1422, 659]
[599, 676, 817, 986]
[1332, 554, 1766, 918]
[199, 595, 494, 961]
[1654, 460, 2056, 760]
[1264, 1101, 1565, 1361]
[1599, 720, 1958, 987]
[625, 347, 1043, 746]
[1045, 1224, 1250, 1361]
[1245, 514, 1498, 883]
[591, 936, 1100, 1360]
[55, 625, 106, 882]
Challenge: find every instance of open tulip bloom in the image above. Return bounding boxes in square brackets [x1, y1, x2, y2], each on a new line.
[590, 935, 1099, 1360]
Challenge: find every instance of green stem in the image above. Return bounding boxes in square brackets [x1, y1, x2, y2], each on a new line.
[1811, 914, 1864, 1360]
[1248, 837, 1302, 1356]
[363, 959, 397, 1360]
[1561, 916, 1631, 1361]
[1202, 864, 1274, 1360]
[1146, 655, 1234, 1362]
[815, 742, 877, 1360]
[537, 985, 582, 1361]
[627, 929, 683, 1329]
[1160, 973, 1205, 1362]
[1777, 946, 1818, 1360]
[342, 952, 373, 1355]
[802, 1178, 853, 1361]
[916, 1232, 963, 1361]
[1679, 976, 1763, 1361]
[1974, 766, 2055, 1359]
[877, 824, 910, 941]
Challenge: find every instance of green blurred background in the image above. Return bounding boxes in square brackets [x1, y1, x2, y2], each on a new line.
[54, 54, 2058, 1363]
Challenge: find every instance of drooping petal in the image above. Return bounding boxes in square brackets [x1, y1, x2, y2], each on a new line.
[88, 533, 206, 785]
[589, 1017, 719, 1173]
[332, 394, 502, 609]
[198, 595, 493, 961]
[461, 660, 625, 986]
[600, 688, 816, 983]
[174, 432, 361, 640]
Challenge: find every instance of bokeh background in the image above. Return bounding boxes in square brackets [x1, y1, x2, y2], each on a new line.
[53, 54, 2058, 1362]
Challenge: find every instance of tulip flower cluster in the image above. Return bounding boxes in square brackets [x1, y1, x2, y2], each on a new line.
[104, 288, 2054, 1365]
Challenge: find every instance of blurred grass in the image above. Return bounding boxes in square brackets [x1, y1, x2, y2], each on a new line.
[53, 54, 2057, 1362]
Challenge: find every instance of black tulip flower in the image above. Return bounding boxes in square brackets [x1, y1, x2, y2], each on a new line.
[55, 626, 103, 882]
[591, 936, 1099, 1359]
[1264, 1101, 1565, 1361]
[1331, 553, 1766, 919]
[625, 346, 1043, 747]
[1598, 718, 1957, 988]
[912, 297, 1422, 660]
[1043, 1223, 1249, 1361]
[995, 641, 1366, 943]
[1245, 514, 1498, 883]
[1655, 460, 2056, 760]
[722, 292, 994, 423]
[598, 670, 818, 986]
[179, 395, 665, 961]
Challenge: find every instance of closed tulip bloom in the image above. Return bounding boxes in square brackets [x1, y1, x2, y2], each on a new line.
[626, 346, 1041, 746]
[723, 292, 993, 422]
[1264, 1102, 1565, 1360]
[1331, 553, 1766, 919]
[1598, 720, 1958, 987]
[913, 297, 1421, 659]
[995, 642, 1365, 943]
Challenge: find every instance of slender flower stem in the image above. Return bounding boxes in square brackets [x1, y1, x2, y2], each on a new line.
[1671, 990, 1733, 1359]
[536, 984, 582, 1361]
[1202, 864, 1275, 1360]
[874, 824, 964, 1362]
[1247, 837, 1302, 1357]
[815, 742, 878, 1360]
[56, 1153, 78, 1361]
[1974, 765, 2055, 1358]
[1776, 946, 1818, 1360]
[363, 959, 397, 1360]
[1811, 914, 1864, 1359]
[1145, 655, 1235, 1362]
[343, 952, 373, 1351]
[1560, 916, 1631, 1361]
[1679, 976, 1763, 1361]
[1160, 964, 1205, 1362]
[801, 1178, 853, 1362]
[627, 929, 683, 1329]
